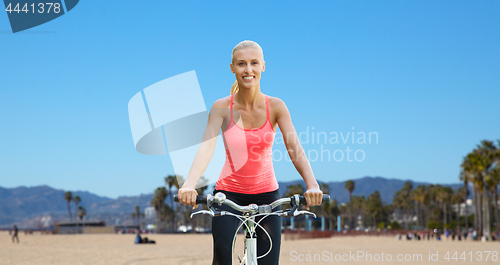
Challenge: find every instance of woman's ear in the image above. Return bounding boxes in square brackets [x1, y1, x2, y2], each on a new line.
[262, 61, 265, 72]
[230, 63, 234, 73]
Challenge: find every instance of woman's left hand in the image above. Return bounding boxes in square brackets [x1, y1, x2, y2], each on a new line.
[303, 188, 323, 210]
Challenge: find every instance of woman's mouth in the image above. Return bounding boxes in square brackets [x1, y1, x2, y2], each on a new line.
[243, 76, 255, 81]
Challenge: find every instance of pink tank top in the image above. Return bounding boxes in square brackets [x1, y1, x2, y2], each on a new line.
[215, 94, 279, 194]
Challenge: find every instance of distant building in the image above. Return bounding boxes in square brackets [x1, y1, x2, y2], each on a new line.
[144, 207, 157, 228]
[40, 215, 54, 229]
[114, 225, 140, 233]
[145, 207, 156, 219]
[54, 221, 109, 234]
[452, 199, 475, 216]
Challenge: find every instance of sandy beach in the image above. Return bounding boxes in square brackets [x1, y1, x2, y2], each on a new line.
[2, 231, 499, 265]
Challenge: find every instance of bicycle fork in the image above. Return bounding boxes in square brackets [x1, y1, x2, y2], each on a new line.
[239, 216, 258, 265]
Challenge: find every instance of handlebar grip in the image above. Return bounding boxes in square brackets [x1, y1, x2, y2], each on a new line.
[173, 194, 209, 204]
[298, 194, 330, 205]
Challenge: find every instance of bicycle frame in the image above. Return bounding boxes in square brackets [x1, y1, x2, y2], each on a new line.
[243, 215, 257, 265]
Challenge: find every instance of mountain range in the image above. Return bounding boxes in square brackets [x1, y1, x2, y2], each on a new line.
[0, 176, 462, 228]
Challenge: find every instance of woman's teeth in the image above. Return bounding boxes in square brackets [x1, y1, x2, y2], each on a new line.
[243, 76, 254, 80]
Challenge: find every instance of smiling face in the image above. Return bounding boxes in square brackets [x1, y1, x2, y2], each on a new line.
[230, 48, 265, 89]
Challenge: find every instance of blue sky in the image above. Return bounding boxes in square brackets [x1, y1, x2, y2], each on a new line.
[1, 1, 499, 198]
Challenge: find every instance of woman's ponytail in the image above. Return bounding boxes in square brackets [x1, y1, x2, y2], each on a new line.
[230, 80, 239, 95]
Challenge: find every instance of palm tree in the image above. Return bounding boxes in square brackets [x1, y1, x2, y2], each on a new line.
[489, 165, 500, 230]
[319, 183, 330, 229]
[165, 175, 178, 208]
[151, 187, 169, 232]
[165, 175, 179, 231]
[73, 196, 81, 220]
[476, 140, 497, 239]
[436, 186, 453, 230]
[462, 153, 483, 235]
[411, 185, 427, 228]
[64, 191, 73, 220]
[132, 205, 145, 228]
[77, 206, 86, 220]
[352, 195, 366, 229]
[365, 191, 383, 228]
[461, 140, 498, 238]
[283, 184, 305, 197]
[401, 182, 413, 229]
[459, 171, 471, 232]
[454, 186, 467, 233]
[172, 175, 183, 192]
[329, 199, 341, 230]
[392, 191, 404, 228]
[320, 182, 329, 193]
[345, 180, 355, 230]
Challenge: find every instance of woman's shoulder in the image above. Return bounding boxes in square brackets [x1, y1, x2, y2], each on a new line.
[212, 95, 231, 109]
[267, 95, 287, 110]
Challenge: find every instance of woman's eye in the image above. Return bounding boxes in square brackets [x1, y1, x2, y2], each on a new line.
[239, 63, 244, 66]
[252, 62, 258, 64]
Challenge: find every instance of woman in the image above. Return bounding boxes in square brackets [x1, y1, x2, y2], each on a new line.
[178, 40, 323, 265]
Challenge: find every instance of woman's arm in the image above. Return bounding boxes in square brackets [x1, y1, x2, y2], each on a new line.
[178, 99, 226, 208]
[274, 98, 323, 209]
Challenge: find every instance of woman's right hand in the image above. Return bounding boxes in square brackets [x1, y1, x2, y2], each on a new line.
[177, 186, 199, 209]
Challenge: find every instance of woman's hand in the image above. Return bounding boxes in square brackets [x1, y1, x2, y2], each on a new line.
[178, 186, 199, 210]
[303, 188, 323, 210]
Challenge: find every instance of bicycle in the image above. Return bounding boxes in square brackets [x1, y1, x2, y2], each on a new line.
[174, 192, 330, 265]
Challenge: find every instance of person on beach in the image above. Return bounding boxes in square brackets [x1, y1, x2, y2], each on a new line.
[177, 40, 323, 265]
[134, 229, 156, 244]
[134, 229, 143, 244]
[12, 225, 19, 243]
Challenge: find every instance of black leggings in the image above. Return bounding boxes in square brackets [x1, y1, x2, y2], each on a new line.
[211, 189, 282, 265]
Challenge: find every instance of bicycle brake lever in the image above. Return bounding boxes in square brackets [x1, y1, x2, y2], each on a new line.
[279, 209, 294, 217]
[190, 210, 214, 218]
[293, 210, 317, 218]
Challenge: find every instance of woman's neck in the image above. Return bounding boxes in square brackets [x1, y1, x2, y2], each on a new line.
[234, 85, 264, 109]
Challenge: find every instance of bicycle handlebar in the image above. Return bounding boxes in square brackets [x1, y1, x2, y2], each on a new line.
[174, 193, 330, 213]
[299, 194, 330, 205]
[173, 194, 208, 205]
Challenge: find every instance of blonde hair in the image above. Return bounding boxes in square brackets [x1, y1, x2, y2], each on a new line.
[230, 40, 264, 95]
